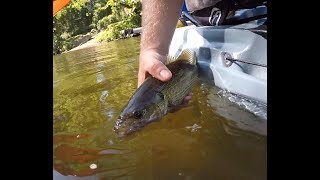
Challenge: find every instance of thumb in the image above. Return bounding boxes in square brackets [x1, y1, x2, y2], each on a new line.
[148, 60, 172, 82]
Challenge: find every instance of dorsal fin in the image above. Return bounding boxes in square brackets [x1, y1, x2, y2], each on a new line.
[165, 55, 176, 65]
[176, 49, 197, 65]
[165, 49, 197, 65]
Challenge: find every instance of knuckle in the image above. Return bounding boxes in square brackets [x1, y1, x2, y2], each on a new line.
[150, 61, 163, 73]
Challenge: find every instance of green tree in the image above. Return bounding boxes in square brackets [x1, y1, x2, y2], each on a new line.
[53, 0, 141, 55]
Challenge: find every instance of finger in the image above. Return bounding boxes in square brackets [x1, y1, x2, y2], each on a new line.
[182, 99, 190, 106]
[182, 94, 193, 105]
[148, 60, 172, 82]
[184, 95, 192, 101]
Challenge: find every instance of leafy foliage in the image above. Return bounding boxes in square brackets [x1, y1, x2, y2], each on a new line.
[53, 0, 141, 55]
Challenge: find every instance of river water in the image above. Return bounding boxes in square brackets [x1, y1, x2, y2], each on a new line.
[53, 37, 267, 180]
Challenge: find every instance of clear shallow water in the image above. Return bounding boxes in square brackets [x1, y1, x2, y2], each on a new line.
[53, 37, 267, 180]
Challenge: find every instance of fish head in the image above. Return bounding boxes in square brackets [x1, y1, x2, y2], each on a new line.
[114, 87, 167, 137]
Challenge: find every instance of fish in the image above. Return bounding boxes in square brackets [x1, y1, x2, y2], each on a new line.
[114, 49, 198, 137]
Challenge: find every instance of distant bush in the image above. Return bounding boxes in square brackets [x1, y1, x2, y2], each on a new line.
[96, 13, 141, 42]
[53, 0, 142, 54]
[92, 4, 112, 28]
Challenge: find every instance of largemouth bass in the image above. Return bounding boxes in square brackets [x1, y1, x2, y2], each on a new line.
[114, 49, 198, 137]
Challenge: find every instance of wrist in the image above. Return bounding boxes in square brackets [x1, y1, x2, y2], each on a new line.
[139, 49, 167, 63]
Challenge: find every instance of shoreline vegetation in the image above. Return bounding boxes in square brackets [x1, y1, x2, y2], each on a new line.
[53, 0, 142, 55]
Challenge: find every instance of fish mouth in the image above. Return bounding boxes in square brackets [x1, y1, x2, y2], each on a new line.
[113, 116, 161, 137]
[113, 117, 147, 138]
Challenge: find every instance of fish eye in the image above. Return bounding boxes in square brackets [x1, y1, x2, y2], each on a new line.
[157, 92, 164, 100]
[133, 110, 143, 119]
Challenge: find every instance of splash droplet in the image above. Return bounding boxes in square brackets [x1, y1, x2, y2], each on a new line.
[90, 164, 97, 169]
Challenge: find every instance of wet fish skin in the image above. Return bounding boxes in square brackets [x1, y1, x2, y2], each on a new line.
[114, 49, 198, 137]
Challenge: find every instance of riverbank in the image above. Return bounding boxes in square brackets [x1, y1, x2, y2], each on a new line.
[64, 19, 189, 53]
[67, 27, 142, 53]
[67, 33, 101, 52]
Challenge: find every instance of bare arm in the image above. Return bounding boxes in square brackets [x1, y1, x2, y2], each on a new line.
[138, 0, 183, 87]
[140, 0, 183, 55]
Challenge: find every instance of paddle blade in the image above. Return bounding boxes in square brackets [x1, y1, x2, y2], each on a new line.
[53, 0, 72, 15]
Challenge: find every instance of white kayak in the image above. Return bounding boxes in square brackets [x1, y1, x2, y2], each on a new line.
[168, 21, 267, 105]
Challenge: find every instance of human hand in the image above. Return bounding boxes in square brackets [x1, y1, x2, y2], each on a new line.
[138, 50, 172, 87]
[137, 50, 193, 106]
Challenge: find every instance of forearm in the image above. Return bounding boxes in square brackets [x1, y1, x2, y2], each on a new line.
[140, 0, 183, 56]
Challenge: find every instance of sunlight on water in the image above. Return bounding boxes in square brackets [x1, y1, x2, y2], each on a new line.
[53, 37, 267, 180]
[217, 89, 267, 120]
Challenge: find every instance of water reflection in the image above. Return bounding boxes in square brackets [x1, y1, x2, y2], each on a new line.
[53, 133, 136, 178]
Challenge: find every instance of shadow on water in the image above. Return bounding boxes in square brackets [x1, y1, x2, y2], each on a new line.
[53, 133, 136, 178]
[53, 37, 266, 180]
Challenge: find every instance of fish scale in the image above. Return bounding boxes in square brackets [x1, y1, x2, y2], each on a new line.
[163, 61, 197, 106]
